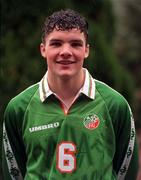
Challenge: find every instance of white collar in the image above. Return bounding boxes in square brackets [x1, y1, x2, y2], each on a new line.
[39, 68, 95, 102]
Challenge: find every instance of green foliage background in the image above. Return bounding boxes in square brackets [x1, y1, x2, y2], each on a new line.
[1, 0, 140, 178]
[1, 0, 135, 115]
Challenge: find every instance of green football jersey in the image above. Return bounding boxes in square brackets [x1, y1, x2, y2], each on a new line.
[2, 69, 139, 180]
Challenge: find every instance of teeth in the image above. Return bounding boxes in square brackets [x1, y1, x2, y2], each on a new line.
[57, 61, 74, 64]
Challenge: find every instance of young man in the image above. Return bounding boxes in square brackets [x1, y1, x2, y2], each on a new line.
[2, 9, 139, 180]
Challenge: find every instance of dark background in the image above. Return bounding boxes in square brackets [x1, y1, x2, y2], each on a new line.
[1, 0, 141, 179]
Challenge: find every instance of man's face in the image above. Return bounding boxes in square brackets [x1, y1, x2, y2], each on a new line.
[40, 28, 89, 79]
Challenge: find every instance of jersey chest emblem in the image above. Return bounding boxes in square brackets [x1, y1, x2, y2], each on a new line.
[83, 114, 100, 130]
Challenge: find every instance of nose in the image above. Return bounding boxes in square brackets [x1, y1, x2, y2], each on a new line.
[59, 45, 72, 58]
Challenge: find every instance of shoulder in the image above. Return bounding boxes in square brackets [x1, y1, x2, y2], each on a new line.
[94, 79, 133, 130]
[5, 83, 39, 116]
[94, 79, 129, 112]
[95, 79, 126, 103]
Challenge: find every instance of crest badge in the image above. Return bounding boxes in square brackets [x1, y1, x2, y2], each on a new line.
[83, 114, 100, 130]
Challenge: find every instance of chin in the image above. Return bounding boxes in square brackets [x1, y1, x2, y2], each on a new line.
[58, 72, 75, 80]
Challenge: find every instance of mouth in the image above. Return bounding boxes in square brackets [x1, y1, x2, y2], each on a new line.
[56, 60, 75, 65]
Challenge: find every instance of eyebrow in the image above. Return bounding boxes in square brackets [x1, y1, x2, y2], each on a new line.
[49, 39, 62, 42]
[49, 39, 84, 44]
[70, 40, 84, 44]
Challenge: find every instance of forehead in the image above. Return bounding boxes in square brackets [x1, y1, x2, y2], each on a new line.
[45, 28, 86, 42]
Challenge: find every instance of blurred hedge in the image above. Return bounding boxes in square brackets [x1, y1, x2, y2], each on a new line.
[0, 0, 136, 177]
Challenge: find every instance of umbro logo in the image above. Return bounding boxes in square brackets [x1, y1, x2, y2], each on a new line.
[29, 122, 59, 133]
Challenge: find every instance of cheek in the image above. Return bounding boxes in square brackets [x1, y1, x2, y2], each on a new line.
[76, 52, 86, 61]
[45, 51, 58, 67]
[46, 48, 59, 59]
[45, 51, 55, 61]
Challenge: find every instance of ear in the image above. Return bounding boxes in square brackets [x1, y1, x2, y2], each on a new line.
[85, 44, 90, 58]
[40, 43, 46, 58]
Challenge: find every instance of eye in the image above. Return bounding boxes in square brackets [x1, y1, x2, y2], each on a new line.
[71, 42, 83, 47]
[49, 41, 62, 47]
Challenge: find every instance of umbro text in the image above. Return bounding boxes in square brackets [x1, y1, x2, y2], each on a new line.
[29, 122, 59, 133]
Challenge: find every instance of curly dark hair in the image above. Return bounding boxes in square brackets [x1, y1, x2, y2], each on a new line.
[41, 9, 89, 44]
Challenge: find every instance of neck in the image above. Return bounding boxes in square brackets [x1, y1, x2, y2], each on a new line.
[47, 69, 85, 100]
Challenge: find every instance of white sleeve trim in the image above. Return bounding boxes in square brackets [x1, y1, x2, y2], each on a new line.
[3, 122, 23, 180]
[117, 106, 136, 180]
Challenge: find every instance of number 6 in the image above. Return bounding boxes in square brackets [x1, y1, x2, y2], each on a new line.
[56, 142, 76, 173]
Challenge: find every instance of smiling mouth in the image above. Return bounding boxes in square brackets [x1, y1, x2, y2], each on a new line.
[56, 61, 75, 65]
